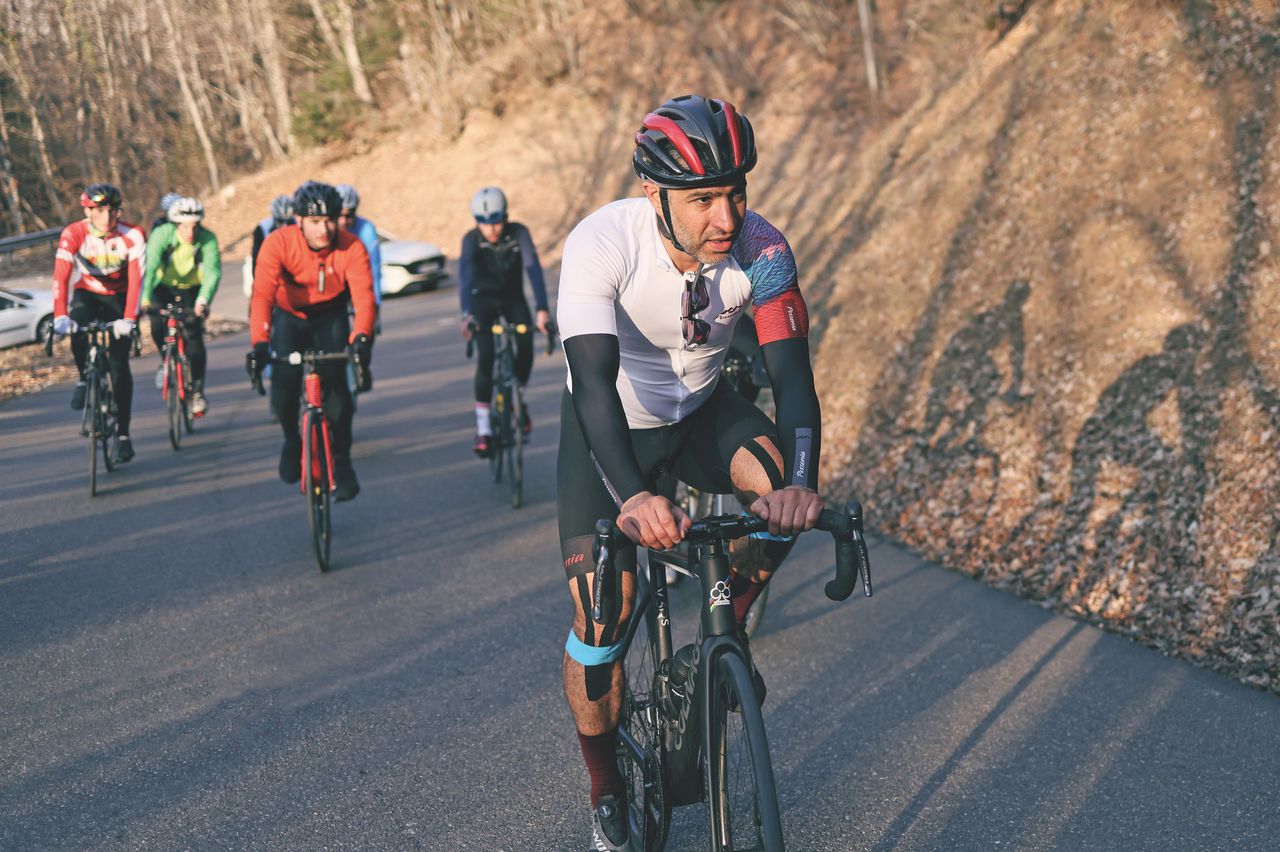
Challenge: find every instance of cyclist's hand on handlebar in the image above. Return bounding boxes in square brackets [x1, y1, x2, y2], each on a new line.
[111, 318, 136, 339]
[53, 315, 76, 336]
[750, 486, 824, 538]
[195, 297, 210, 319]
[461, 315, 475, 341]
[246, 342, 269, 392]
[536, 309, 551, 335]
[618, 491, 691, 549]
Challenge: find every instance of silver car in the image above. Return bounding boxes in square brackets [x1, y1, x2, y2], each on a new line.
[242, 232, 449, 298]
[0, 285, 55, 348]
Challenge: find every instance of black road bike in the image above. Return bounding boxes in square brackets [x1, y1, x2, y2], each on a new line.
[48, 321, 131, 497]
[592, 503, 872, 851]
[254, 350, 353, 572]
[466, 320, 557, 509]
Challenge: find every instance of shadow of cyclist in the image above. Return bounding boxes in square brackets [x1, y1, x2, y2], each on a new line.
[1049, 322, 1207, 601]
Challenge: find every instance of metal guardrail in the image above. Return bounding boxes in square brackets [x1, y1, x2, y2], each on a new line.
[0, 227, 60, 254]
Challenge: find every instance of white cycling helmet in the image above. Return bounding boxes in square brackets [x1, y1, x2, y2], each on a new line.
[167, 196, 204, 223]
[471, 187, 507, 224]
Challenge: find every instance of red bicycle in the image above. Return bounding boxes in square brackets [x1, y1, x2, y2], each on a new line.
[253, 349, 351, 572]
[156, 303, 198, 450]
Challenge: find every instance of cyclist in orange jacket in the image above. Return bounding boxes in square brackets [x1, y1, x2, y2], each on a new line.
[247, 181, 376, 501]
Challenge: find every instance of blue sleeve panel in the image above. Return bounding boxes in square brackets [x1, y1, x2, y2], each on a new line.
[355, 217, 382, 304]
[459, 229, 478, 316]
[514, 223, 549, 312]
[733, 211, 799, 307]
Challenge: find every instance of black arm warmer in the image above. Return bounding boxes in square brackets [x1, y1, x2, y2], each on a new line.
[760, 337, 822, 490]
[564, 334, 648, 505]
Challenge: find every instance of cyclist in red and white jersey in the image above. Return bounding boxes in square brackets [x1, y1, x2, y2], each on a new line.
[555, 95, 823, 850]
[52, 183, 147, 463]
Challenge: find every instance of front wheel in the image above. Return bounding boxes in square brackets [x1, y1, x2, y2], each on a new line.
[100, 380, 119, 474]
[705, 652, 783, 851]
[509, 386, 524, 509]
[302, 412, 332, 572]
[490, 392, 505, 484]
[166, 354, 182, 450]
[620, 594, 671, 850]
[86, 377, 99, 497]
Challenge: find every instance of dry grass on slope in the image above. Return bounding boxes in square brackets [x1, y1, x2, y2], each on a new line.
[205, 0, 962, 265]
[814, 0, 1280, 690]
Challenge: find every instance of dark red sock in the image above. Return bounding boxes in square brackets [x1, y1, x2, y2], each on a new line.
[577, 729, 625, 807]
[731, 573, 766, 626]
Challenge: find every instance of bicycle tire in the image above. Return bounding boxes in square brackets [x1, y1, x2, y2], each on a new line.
[101, 378, 119, 473]
[86, 376, 98, 498]
[490, 391, 505, 484]
[166, 353, 182, 450]
[181, 356, 195, 433]
[303, 413, 332, 572]
[509, 386, 523, 509]
[705, 652, 783, 852]
[620, 594, 672, 850]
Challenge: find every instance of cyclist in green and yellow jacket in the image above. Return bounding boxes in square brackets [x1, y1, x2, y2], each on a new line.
[141, 196, 222, 417]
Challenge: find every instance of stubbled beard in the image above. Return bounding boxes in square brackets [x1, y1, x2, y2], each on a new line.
[672, 218, 736, 263]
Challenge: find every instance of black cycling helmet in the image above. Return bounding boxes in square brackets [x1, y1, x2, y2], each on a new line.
[633, 95, 757, 189]
[292, 180, 343, 219]
[80, 183, 123, 209]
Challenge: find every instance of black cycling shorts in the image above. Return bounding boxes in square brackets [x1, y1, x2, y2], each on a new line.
[556, 379, 777, 563]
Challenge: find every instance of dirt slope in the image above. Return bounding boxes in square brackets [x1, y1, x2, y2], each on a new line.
[812, 1, 1280, 689]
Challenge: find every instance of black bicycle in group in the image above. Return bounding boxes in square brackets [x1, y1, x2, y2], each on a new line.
[47, 320, 129, 497]
[253, 349, 355, 572]
[155, 303, 198, 450]
[466, 319, 557, 509]
[593, 502, 872, 851]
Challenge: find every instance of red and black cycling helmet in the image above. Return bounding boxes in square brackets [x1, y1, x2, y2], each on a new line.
[292, 180, 343, 219]
[80, 183, 122, 209]
[633, 95, 757, 189]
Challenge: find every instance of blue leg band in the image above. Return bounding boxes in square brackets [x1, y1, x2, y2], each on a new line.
[566, 631, 625, 666]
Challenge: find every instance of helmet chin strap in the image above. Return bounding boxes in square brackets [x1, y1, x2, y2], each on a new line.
[658, 188, 691, 257]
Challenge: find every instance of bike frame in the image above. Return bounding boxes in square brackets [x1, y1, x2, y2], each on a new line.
[161, 309, 190, 405]
[614, 534, 751, 779]
[301, 367, 337, 494]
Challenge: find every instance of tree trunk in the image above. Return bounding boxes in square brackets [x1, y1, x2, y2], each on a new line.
[157, 4, 221, 190]
[0, 91, 24, 233]
[0, 46, 66, 221]
[855, 0, 881, 103]
[248, 3, 295, 153]
[333, 0, 375, 105]
[305, 0, 346, 65]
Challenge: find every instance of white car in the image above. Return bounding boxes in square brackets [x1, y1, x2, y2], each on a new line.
[0, 285, 55, 348]
[242, 232, 449, 298]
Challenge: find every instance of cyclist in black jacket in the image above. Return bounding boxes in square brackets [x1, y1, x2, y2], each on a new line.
[459, 187, 550, 457]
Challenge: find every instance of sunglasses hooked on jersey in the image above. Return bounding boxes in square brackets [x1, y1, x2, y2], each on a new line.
[681, 264, 711, 346]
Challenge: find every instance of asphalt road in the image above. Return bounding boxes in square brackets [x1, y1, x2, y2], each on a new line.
[2, 263, 1279, 851]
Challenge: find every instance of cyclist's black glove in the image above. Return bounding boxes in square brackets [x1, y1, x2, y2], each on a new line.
[247, 343, 270, 394]
[351, 334, 373, 392]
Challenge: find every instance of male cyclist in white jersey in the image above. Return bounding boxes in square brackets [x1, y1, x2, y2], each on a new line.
[555, 94, 823, 850]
